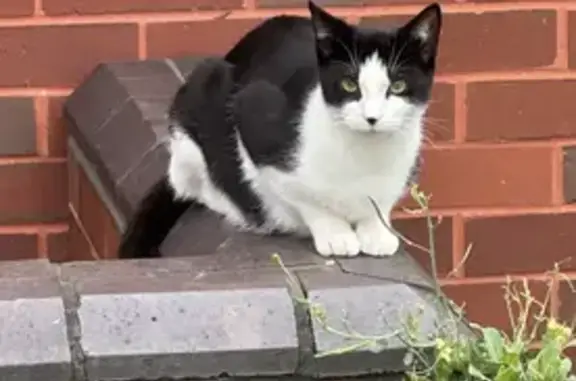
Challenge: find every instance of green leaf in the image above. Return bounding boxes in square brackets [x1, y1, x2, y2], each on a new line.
[468, 364, 491, 380]
[535, 342, 562, 370]
[434, 359, 453, 381]
[560, 358, 573, 377]
[482, 327, 505, 363]
[494, 366, 519, 381]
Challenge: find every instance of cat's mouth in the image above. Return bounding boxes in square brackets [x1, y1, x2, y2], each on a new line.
[350, 123, 403, 134]
[353, 126, 397, 136]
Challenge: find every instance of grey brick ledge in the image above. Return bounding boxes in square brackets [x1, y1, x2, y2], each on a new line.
[0, 250, 455, 381]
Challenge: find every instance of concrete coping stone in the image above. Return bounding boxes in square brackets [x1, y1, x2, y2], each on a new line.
[0, 249, 463, 381]
[0, 259, 71, 381]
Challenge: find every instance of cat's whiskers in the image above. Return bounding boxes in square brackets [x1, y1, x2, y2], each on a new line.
[332, 59, 357, 73]
[389, 39, 410, 73]
[388, 40, 397, 73]
[401, 115, 450, 146]
[334, 36, 359, 70]
[406, 115, 450, 133]
[352, 33, 361, 70]
[392, 58, 411, 75]
[422, 134, 437, 147]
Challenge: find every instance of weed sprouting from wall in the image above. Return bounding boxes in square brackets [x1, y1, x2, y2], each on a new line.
[272, 183, 576, 381]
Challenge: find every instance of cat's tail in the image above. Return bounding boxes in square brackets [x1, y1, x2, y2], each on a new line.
[117, 175, 202, 259]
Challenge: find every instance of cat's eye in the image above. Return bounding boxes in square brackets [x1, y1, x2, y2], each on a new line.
[340, 78, 358, 93]
[389, 80, 407, 95]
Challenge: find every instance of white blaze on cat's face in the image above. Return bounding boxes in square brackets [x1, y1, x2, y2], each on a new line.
[340, 52, 424, 133]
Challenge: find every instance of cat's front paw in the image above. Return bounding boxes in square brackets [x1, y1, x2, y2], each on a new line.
[311, 223, 360, 257]
[356, 220, 400, 256]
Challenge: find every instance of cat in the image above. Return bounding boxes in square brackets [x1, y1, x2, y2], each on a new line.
[118, 0, 442, 259]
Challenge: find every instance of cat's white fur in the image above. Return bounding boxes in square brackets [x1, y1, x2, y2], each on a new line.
[168, 54, 425, 257]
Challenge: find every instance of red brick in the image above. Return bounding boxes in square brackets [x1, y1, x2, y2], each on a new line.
[68, 216, 98, 261]
[0, 0, 34, 17]
[260, 0, 517, 6]
[0, 234, 38, 261]
[426, 83, 454, 142]
[361, 11, 556, 74]
[75, 167, 122, 260]
[47, 97, 67, 158]
[146, 19, 262, 58]
[68, 156, 80, 215]
[468, 81, 576, 142]
[257, 0, 359, 7]
[0, 24, 138, 87]
[443, 279, 550, 335]
[47, 230, 68, 262]
[0, 97, 37, 156]
[0, 162, 67, 223]
[558, 279, 575, 327]
[464, 213, 576, 277]
[565, 347, 576, 364]
[261, 0, 571, 5]
[103, 211, 120, 259]
[43, 0, 241, 15]
[418, 146, 553, 208]
[564, 146, 576, 204]
[568, 12, 576, 69]
[78, 169, 108, 257]
[393, 216, 453, 277]
[362, 0, 443, 3]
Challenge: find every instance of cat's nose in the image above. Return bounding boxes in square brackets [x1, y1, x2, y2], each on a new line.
[366, 117, 377, 126]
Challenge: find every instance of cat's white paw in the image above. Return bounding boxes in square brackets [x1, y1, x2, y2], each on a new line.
[311, 223, 360, 257]
[356, 221, 400, 256]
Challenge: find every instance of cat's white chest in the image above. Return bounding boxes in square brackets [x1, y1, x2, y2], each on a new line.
[303, 135, 418, 218]
[258, 93, 422, 226]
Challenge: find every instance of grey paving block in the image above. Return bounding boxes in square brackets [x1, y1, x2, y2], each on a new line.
[0, 258, 54, 279]
[65, 64, 130, 143]
[68, 136, 129, 230]
[105, 59, 176, 79]
[161, 207, 324, 264]
[134, 98, 172, 123]
[337, 251, 435, 290]
[94, 101, 160, 182]
[0, 260, 72, 381]
[65, 57, 208, 229]
[119, 75, 180, 99]
[294, 257, 446, 377]
[117, 142, 170, 214]
[170, 56, 208, 79]
[60, 261, 299, 380]
[59, 256, 296, 294]
[64, 59, 179, 224]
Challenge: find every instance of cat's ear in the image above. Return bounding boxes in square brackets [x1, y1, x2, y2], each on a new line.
[401, 3, 442, 62]
[308, 1, 351, 58]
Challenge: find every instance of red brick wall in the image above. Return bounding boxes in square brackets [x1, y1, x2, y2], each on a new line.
[1, 1, 574, 331]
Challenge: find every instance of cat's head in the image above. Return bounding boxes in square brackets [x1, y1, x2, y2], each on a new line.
[308, 1, 442, 133]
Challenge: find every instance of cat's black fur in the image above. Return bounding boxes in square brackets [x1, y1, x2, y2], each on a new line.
[118, 1, 442, 259]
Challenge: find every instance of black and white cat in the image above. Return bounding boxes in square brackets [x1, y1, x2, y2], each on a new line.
[118, 1, 442, 259]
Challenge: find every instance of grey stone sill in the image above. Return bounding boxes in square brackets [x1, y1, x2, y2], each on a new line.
[0, 250, 461, 381]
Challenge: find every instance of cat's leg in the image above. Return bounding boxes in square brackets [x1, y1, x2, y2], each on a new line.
[293, 202, 360, 257]
[168, 128, 205, 201]
[355, 202, 400, 256]
[262, 169, 360, 256]
[169, 58, 262, 229]
[169, 128, 252, 228]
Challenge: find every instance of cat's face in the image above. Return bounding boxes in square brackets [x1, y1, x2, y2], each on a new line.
[309, 1, 442, 133]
